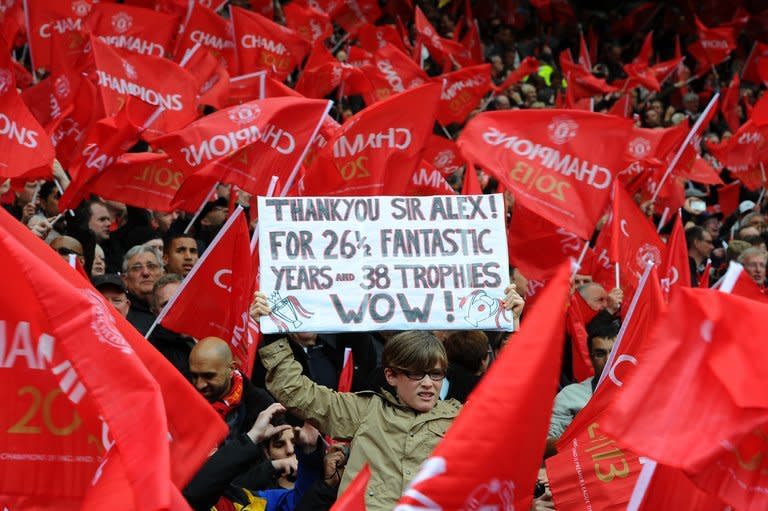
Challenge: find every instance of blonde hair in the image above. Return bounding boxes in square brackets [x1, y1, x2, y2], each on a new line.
[382, 331, 447, 372]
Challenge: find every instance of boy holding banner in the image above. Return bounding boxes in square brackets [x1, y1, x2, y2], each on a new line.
[250, 287, 523, 511]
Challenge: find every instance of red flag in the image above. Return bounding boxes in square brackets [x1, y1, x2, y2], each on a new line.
[248, 0, 275, 19]
[283, 2, 333, 45]
[709, 121, 768, 172]
[330, 464, 370, 511]
[90, 38, 198, 134]
[295, 42, 364, 99]
[633, 31, 654, 66]
[594, 182, 666, 289]
[651, 56, 684, 84]
[721, 73, 741, 132]
[301, 83, 441, 196]
[638, 464, 729, 511]
[688, 18, 737, 70]
[157, 208, 256, 374]
[413, 7, 473, 69]
[76, 152, 187, 212]
[422, 134, 465, 176]
[328, 0, 380, 36]
[407, 161, 456, 196]
[358, 44, 428, 105]
[175, 2, 236, 72]
[622, 62, 661, 92]
[547, 267, 665, 511]
[741, 42, 768, 85]
[507, 202, 586, 282]
[59, 108, 141, 210]
[717, 181, 741, 218]
[87, 3, 178, 58]
[357, 22, 407, 54]
[155, 97, 331, 198]
[659, 212, 692, 296]
[0, 207, 179, 510]
[458, 109, 637, 240]
[608, 93, 633, 118]
[600, 281, 768, 510]
[0, 204, 227, 497]
[565, 291, 597, 382]
[461, 160, 482, 195]
[225, 71, 267, 106]
[493, 56, 538, 93]
[435, 64, 491, 125]
[0, 42, 56, 179]
[560, 52, 617, 100]
[460, 18, 483, 65]
[24, 0, 98, 73]
[394, 263, 570, 511]
[230, 6, 310, 80]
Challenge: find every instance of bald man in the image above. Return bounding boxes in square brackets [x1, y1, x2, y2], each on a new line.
[50, 236, 85, 267]
[189, 338, 274, 442]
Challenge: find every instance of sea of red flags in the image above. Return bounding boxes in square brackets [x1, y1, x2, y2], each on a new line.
[0, 0, 768, 509]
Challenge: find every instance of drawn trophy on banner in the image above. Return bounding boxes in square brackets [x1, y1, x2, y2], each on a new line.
[460, 290, 511, 328]
[267, 291, 314, 332]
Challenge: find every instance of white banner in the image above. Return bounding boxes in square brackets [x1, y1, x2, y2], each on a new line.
[258, 194, 513, 333]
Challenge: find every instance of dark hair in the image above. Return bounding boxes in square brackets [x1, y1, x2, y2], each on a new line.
[443, 331, 489, 374]
[39, 181, 58, 201]
[685, 226, 706, 250]
[586, 311, 620, 352]
[163, 232, 197, 255]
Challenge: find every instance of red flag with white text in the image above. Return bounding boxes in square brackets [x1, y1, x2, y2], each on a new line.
[659, 212, 691, 297]
[394, 263, 570, 511]
[230, 6, 310, 80]
[600, 282, 768, 511]
[458, 109, 637, 240]
[175, 2, 236, 72]
[87, 3, 178, 58]
[157, 209, 256, 374]
[435, 64, 491, 125]
[301, 83, 441, 196]
[283, 2, 333, 45]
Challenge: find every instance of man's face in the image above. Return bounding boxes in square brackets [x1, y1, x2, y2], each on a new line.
[590, 336, 616, 378]
[582, 285, 608, 311]
[743, 255, 767, 285]
[694, 232, 715, 258]
[189, 351, 232, 402]
[266, 429, 296, 461]
[153, 281, 180, 315]
[164, 237, 199, 276]
[123, 252, 163, 299]
[384, 366, 445, 413]
[100, 287, 130, 317]
[88, 203, 112, 242]
[703, 218, 720, 239]
[41, 190, 60, 217]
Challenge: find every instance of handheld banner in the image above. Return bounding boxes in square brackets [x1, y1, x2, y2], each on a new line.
[258, 194, 513, 333]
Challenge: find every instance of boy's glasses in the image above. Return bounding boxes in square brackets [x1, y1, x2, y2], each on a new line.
[395, 368, 446, 381]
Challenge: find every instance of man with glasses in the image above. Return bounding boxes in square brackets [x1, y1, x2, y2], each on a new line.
[685, 226, 714, 287]
[121, 245, 165, 335]
[738, 247, 767, 289]
[546, 316, 619, 454]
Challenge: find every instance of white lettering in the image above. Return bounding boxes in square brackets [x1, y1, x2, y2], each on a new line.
[332, 128, 411, 158]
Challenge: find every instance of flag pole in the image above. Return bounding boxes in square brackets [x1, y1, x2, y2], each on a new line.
[614, 262, 620, 290]
[656, 206, 669, 233]
[650, 93, 720, 204]
[571, 242, 590, 279]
